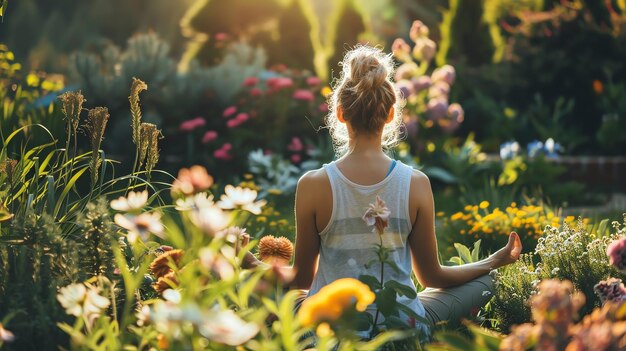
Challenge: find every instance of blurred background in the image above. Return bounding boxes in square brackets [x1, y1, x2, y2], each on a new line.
[1, 0, 626, 248]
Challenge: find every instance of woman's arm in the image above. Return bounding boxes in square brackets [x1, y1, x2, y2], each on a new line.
[408, 172, 521, 289]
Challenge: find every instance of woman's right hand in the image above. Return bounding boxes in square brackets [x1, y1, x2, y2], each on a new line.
[490, 232, 522, 269]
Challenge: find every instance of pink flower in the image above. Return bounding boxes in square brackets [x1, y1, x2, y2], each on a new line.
[428, 81, 450, 100]
[318, 103, 329, 113]
[293, 89, 314, 102]
[290, 154, 301, 164]
[448, 103, 464, 123]
[306, 76, 322, 86]
[412, 76, 432, 92]
[243, 77, 259, 87]
[426, 99, 448, 121]
[267, 77, 294, 91]
[235, 112, 249, 122]
[214, 32, 228, 41]
[250, 88, 262, 97]
[223, 106, 237, 118]
[409, 20, 429, 42]
[287, 137, 303, 152]
[227, 119, 241, 128]
[395, 80, 414, 99]
[594, 278, 626, 304]
[214, 144, 233, 160]
[432, 65, 456, 85]
[362, 196, 391, 235]
[607, 238, 626, 272]
[202, 130, 218, 144]
[413, 38, 437, 62]
[392, 38, 412, 62]
[179, 117, 206, 132]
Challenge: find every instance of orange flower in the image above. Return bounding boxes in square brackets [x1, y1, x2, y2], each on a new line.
[258, 235, 294, 265]
[298, 278, 375, 327]
[171, 165, 213, 197]
[153, 271, 179, 294]
[593, 80, 603, 95]
[150, 249, 184, 279]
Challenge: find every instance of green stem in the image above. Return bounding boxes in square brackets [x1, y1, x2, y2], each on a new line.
[372, 234, 384, 336]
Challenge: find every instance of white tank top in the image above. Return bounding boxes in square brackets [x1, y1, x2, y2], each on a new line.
[308, 159, 428, 333]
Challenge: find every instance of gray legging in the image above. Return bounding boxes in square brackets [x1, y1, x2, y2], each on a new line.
[294, 273, 494, 332]
[418, 274, 494, 328]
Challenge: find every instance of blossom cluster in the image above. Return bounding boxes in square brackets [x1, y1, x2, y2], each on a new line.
[500, 138, 563, 160]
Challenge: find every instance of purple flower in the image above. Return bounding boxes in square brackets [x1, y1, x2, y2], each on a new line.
[607, 238, 626, 272]
[594, 277, 626, 304]
[411, 76, 432, 93]
[412, 38, 436, 62]
[395, 80, 414, 99]
[447, 103, 464, 122]
[426, 98, 448, 121]
[409, 20, 429, 42]
[431, 65, 456, 85]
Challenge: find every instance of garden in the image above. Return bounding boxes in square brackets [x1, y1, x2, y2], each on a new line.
[1, 0, 626, 350]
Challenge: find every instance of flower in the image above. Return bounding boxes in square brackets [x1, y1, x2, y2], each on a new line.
[202, 130, 218, 144]
[409, 20, 429, 42]
[593, 80, 603, 95]
[171, 166, 214, 197]
[391, 38, 412, 62]
[267, 77, 293, 91]
[500, 141, 521, 160]
[362, 196, 391, 235]
[242, 77, 259, 87]
[198, 307, 259, 346]
[154, 271, 179, 294]
[607, 238, 626, 272]
[431, 65, 456, 85]
[214, 32, 228, 41]
[250, 87, 262, 97]
[199, 248, 235, 279]
[150, 249, 184, 279]
[530, 279, 584, 330]
[0, 323, 14, 343]
[594, 278, 626, 304]
[223, 106, 237, 118]
[179, 117, 205, 132]
[287, 137, 303, 152]
[428, 81, 450, 100]
[290, 154, 301, 164]
[258, 235, 294, 265]
[412, 38, 437, 62]
[426, 98, 448, 121]
[395, 80, 414, 99]
[190, 204, 230, 236]
[175, 193, 215, 211]
[394, 62, 418, 82]
[412, 76, 432, 92]
[306, 76, 322, 86]
[527, 140, 544, 158]
[57, 283, 110, 324]
[57, 283, 87, 317]
[479, 201, 490, 209]
[114, 212, 164, 243]
[110, 190, 148, 212]
[293, 89, 315, 102]
[298, 278, 375, 327]
[214, 143, 233, 160]
[217, 185, 267, 215]
[448, 103, 464, 122]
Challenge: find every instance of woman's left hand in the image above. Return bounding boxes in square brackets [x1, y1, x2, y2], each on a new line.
[490, 232, 522, 269]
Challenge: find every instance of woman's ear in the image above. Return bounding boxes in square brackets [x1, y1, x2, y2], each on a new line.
[386, 106, 395, 123]
[337, 105, 346, 123]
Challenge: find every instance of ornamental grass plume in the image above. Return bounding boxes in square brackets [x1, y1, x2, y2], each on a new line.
[0, 158, 18, 187]
[138, 123, 156, 168]
[298, 277, 375, 327]
[83, 107, 110, 185]
[257, 235, 294, 265]
[129, 77, 147, 146]
[58, 90, 85, 136]
[150, 249, 184, 279]
[146, 123, 161, 174]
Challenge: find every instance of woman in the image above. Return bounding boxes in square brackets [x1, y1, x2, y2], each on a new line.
[243, 45, 522, 336]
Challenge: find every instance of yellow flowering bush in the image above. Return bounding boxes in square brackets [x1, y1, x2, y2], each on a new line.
[439, 200, 587, 255]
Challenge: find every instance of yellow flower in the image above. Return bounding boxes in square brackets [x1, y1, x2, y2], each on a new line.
[464, 205, 472, 211]
[298, 278, 375, 327]
[436, 211, 445, 217]
[316, 323, 334, 337]
[267, 188, 283, 195]
[257, 216, 267, 223]
[321, 86, 332, 97]
[479, 201, 490, 209]
[565, 216, 575, 223]
[451, 212, 464, 221]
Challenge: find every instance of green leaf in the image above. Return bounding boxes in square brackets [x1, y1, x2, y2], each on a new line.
[431, 331, 476, 351]
[359, 274, 382, 290]
[471, 239, 482, 262]
[466, 323, 502, 350]
[596, 218, 609, 237]
[377, 287, 398, 317]
[385, 280, 417, 299]
[454, 243, 473, 264]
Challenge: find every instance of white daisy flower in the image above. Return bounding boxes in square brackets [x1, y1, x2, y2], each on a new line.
[217, 185, 267, 215]
[115, 212, 164, 243]
[110, 190, 148, 212]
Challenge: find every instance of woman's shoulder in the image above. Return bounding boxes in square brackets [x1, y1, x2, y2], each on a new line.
[297, 167, 330, 188]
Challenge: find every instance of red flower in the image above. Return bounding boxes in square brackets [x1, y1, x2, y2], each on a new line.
[223, 106, 237, 118]
[293, 89, 314, 102]
[306, 76, 322, 86]
[243, 77, 259, 87]
[179, 117, 206, 132]
[202, 131, 218, 144]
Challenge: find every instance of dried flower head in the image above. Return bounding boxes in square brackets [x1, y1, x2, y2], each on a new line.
[0, 158, 18, 186]
[58, 91, 85, 134]
[84, 107, 110, 185]
[153, 270, 179, 294]
[150, 249, 184, 279]
[258, 235, 294, 265]
[138, 122, 156, 168]
[146, 124, 162, 174]
[530, 279, 585, 331]
[129, 78, 148, 146]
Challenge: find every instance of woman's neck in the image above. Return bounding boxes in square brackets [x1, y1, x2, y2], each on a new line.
[346, 132, 386, 158]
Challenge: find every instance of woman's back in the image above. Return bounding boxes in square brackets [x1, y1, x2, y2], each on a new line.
[306, 158, 427, 328]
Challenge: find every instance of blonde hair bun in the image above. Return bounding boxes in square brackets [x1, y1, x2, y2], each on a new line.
[325, 45, 402, 156]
